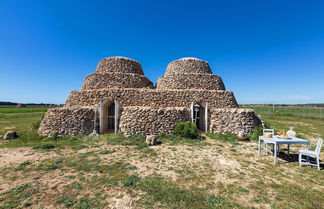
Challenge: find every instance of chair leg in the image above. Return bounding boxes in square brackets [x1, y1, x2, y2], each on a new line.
[317, 157, 320, 170]
[263, 143, 268, 154]
[299, 153, 302, 167]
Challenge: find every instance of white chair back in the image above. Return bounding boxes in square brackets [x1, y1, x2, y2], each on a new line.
[263, 129, 274, 135]
[315, 138, 323, 155]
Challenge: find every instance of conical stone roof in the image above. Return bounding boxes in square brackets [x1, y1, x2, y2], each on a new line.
[156, 57, 225, 90]
[81, 57, 153, 90]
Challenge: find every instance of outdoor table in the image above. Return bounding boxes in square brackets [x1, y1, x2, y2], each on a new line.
[258, 136, 310, 164]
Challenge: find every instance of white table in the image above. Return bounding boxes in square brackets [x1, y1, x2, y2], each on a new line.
[258, 136, 310, 164]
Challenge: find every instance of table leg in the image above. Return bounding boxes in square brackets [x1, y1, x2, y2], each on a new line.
[274, 143, 277, 164]
[263, 143, 268, 154]
[258, 138, 261, 156]
[306, 143, 310, 162]
[287, 144, 290, 155]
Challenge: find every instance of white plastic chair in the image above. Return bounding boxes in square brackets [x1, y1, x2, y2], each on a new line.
[299, 138, 322, 170]
[262, 129, 274, 153]
[263, 129, 274, 136]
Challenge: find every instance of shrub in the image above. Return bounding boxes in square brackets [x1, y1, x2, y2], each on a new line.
[173, 121, 199, 139]
[248, 126, 263, 141]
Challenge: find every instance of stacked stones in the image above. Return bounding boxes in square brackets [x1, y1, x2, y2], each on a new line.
[64, 89, 238, 108]
[209, 109, 260, 134]
[38, 56, 260, 136]
[81, 57, 153, 90]
[156, 58, 225, 90]
[119, 107, 190, 135]
[38, 107, 98, 136]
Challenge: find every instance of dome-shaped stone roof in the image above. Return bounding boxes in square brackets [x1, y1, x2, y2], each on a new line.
[165, 57, 212, 75]
[156, 57, 225, 90]
[81, 56, 153, 90]
[96, 56, 144, 75]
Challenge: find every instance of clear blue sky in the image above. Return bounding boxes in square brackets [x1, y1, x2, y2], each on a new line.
[0, 0, 323, 104]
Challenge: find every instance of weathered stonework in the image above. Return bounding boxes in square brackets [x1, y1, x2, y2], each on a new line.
[39, 107, 97, 136]
[39, 56, 260, 136]
[81, 73, 153, 90]
[156, 58, 225, 90]
[81, 57, 153, 90]
[165, 58, 212, 75]
[156, 74, 225, 90]
[96, 57, 144, 74]
[209, 108, 261, 134]
[64, 89, 237, 108]
[119, 107, 189, 135]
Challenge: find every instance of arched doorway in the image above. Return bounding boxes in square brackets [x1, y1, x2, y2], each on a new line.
[191, 102, 208, 132]
[107, 102, 115, 131]
[99, 100, 120, 133]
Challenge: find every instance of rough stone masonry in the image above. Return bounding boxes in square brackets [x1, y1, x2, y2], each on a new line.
[38, 56, 260, 136]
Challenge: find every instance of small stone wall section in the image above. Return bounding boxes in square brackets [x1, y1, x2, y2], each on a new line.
[65, 88, 238, 108]
[96, 57, 144, 75]
[38, 107, 97, 136]
[209, 108, 261, 134]
[156, 74, 225, 90]
[81, 72, 153, 90]
[119, 107, 190, 135]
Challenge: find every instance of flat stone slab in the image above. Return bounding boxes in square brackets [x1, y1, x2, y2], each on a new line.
[146, 135, 157, 146]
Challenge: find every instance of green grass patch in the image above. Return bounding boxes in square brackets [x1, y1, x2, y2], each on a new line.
[123, 174, 141, 187]
[99, 149, 116, 155]
[137, 175, 239, 209]
[56, 196, 77, 208]
[33, 144, 55, 150]
[205, 132, 239, 144]
[0, 184, 39, 209]
[16, 161, 31, 171]
[105, 134, 147, 148]
[157, 134, 210, 146]
[38, 159, 63, 171]
[0, 107, 48, 114]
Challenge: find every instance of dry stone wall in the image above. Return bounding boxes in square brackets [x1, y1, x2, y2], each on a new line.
[166, 58, 212, 75]
[209, 108, 261, 134]
[156, 74, 225, 90]
[65, 88, 238, 108]
[96, 57, 144, 74]
[81, 72, 153, 90]
[119, 107, 190, 135]
[38, 107, 97, 136]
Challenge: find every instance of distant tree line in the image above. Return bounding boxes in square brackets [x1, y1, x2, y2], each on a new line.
[0, 101, 62, 107]
[240, 103, 324, 107]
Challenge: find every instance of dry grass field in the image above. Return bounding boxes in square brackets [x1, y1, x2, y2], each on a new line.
[0, 108, 323, 208]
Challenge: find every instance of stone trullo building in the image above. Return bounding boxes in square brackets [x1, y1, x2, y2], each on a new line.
[38, 57, 260, 136]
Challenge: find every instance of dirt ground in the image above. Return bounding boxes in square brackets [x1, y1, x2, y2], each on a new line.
[1, 135, 323, 208]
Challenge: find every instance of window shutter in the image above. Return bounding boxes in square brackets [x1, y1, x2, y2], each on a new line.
[191, 102, 194, 123]
[205, 102, 208, 132]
